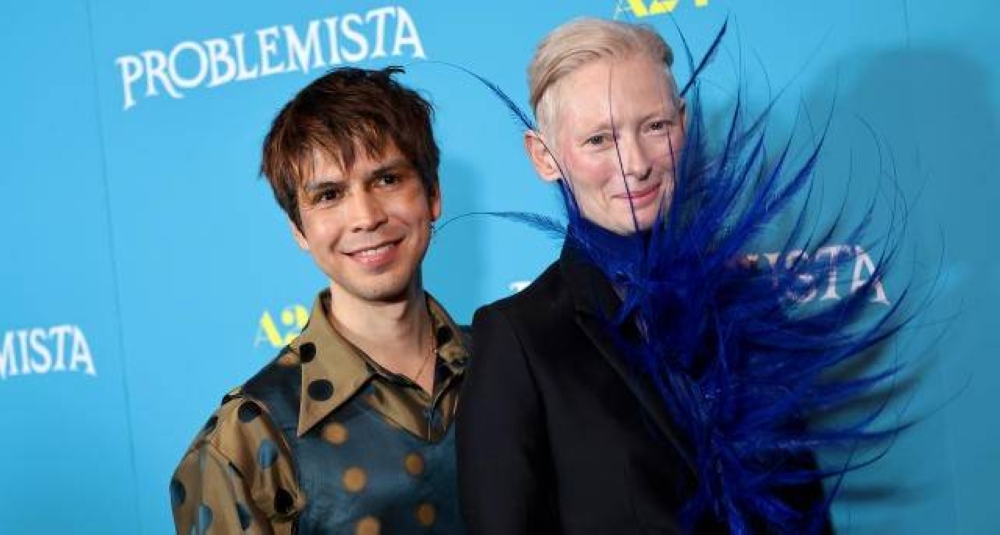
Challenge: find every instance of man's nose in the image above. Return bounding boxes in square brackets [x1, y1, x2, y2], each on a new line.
[348, 190, 388, 231]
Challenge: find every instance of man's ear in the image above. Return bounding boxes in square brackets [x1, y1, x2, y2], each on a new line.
[524, 130, 562, 183]
[429, 183, 442, 222]
[290, 219, 309, 251]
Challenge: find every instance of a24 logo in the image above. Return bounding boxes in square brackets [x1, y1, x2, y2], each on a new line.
[614, 0, 710, 19]
[255, 305, 309, 349]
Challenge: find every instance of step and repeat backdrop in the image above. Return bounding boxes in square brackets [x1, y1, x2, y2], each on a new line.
[1, 1, 997, 533]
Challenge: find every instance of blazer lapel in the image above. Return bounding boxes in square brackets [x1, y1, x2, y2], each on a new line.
[560, 246, 697, 477]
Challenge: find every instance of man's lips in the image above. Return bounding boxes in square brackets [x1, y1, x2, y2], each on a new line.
[343, 239, 403, 267]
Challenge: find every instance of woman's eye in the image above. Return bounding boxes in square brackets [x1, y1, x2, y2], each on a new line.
[649, 118, 678, 133]
[585, 134, 607, 146]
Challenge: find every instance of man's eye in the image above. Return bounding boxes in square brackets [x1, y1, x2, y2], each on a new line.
[585, 134, 607, 146]
[375, 173, 401, 187]
[315, 189, 343, 203]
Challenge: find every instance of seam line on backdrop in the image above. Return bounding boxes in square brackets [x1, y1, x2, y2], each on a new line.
[901, 0, 912, 49]
[85, 0, 145, 532]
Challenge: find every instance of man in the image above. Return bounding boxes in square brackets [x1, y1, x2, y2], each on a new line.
[457, 18, 830, 534]
[171, 67, 468, 534]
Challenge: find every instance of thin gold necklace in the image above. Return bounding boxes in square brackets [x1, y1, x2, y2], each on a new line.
[413, 320, 437, 384]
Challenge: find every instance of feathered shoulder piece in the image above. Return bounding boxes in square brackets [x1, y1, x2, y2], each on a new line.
[463, 21, 914, 534]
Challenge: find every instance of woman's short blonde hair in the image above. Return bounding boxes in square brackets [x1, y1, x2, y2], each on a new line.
[528, 18, 678, 134]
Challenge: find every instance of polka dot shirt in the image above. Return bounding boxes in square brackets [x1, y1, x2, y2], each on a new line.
[170, 290, 469, 534]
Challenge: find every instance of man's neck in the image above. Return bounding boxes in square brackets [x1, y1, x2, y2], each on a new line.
[325, 282, 435, 391]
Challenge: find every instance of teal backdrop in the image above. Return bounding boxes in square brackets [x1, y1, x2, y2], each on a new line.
[1, 1, 997, 533]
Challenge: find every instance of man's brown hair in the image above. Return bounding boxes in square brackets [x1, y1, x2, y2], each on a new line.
[261, 66, 440, 229]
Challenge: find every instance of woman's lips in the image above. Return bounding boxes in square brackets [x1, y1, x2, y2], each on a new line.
[615, 183, 660, 208]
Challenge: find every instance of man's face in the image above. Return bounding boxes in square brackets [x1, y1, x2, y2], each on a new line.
[292, 141, 440, 305]
[529, 54, 686, 234]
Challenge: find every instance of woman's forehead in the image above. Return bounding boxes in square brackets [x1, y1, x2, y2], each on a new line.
[554, 61, 678, 128]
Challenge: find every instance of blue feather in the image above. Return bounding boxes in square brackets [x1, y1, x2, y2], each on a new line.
[435, 210, 566, 239]
[672, 17, 728, 98]
[581, 50, 911, 535]
[424, 60, 537, 132]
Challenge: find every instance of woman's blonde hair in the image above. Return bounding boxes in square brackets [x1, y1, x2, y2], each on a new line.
[528, 18, 678, 134]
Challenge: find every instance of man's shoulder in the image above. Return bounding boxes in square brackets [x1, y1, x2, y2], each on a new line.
[184, 382, 286, 455]
[171, 366, 305, 525]
[242, 346, 304, 399]
[181, 343, 305, 457]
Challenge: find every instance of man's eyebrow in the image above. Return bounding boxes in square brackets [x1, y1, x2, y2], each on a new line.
[366, 157, 412, 179]
[302, 178, 343, 193]
[301, 157, 413, 192]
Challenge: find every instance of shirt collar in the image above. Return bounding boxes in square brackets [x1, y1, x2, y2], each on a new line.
[290, 289, 468, 437]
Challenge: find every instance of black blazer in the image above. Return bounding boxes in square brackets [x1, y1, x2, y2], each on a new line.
[457, 246, 707, 534]
[457, 246, 830, 534]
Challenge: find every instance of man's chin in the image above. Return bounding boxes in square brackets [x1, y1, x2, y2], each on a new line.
[327, 270, 418, 305]
[355, 284, 406, 303]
